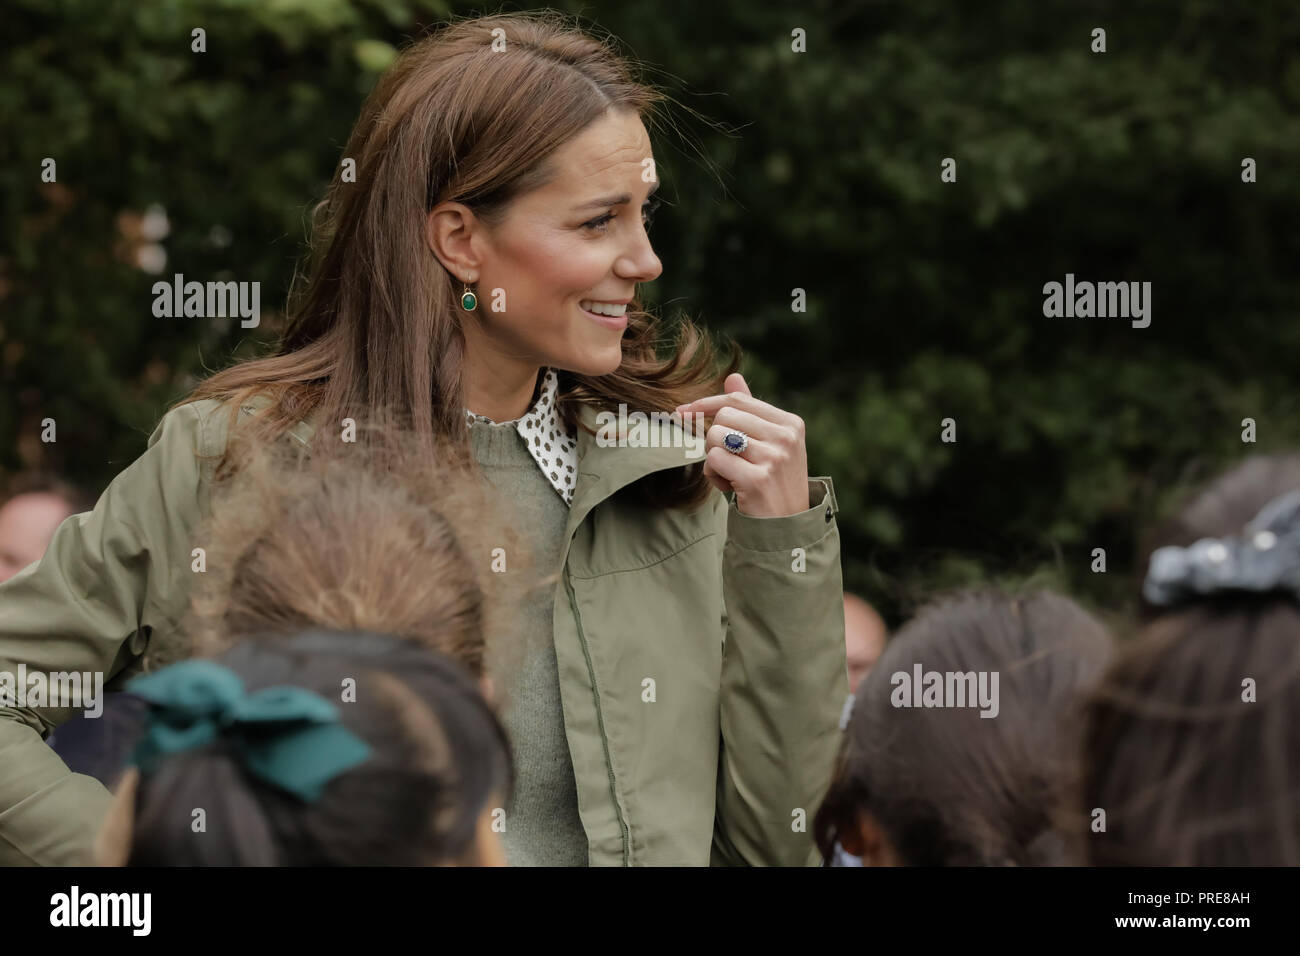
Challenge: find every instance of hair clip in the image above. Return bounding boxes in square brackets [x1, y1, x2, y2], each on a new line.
[1142, 489, 1300, 607]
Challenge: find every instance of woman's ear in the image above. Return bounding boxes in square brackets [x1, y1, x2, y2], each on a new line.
[93, 767, 139, 867]
[424, 201, 480, 280]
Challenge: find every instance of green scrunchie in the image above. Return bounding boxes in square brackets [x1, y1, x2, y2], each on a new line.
[128, 659, 374, 802]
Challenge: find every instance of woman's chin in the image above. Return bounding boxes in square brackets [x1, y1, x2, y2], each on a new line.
[566, 346, 625, 378]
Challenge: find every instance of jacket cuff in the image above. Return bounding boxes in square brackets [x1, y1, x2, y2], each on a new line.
[726, 477, 838, 552]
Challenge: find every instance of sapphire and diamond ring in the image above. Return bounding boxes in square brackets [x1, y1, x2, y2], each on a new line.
[722, 430, 749, 455]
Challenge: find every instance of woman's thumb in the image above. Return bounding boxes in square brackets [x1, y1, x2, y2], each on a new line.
[725, 372, 751, 396]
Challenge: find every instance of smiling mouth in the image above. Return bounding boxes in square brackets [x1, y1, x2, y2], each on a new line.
[578, 299, 629, 317]
[578, 300, 630, 329]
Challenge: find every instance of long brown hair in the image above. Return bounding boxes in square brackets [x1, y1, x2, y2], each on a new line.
[1081, 453, 1300, 865]
[176, 10, 737, 507]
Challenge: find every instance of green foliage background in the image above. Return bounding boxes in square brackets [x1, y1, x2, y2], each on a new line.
[4, 0, 1299, 626]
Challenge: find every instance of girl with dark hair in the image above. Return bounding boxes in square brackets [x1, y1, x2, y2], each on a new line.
[95, 628, 513, 867]
[1081, 453, 1300, 866]
[815, 588, 1112, 866]
[0, 10, 845, 866]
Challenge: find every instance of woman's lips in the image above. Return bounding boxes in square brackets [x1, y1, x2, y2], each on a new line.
[579, 303, 629, 330]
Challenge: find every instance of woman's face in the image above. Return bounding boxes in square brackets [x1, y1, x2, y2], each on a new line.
[433, 108, 663, 377]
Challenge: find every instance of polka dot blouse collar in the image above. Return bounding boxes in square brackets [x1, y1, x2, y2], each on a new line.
[464, 367, 578, 506]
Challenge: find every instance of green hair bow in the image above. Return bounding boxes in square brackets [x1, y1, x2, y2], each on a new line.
[128, 659, 373, 802]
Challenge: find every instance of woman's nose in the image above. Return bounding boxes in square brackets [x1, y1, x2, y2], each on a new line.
[618, 232, 662, 283]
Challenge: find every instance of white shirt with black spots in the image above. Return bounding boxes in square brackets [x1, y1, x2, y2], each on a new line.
[464, 367, 578, 506]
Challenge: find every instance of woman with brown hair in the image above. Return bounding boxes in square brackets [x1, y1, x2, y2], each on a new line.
[0, 11, 846, 866]
[1081, 453, 1300, 866]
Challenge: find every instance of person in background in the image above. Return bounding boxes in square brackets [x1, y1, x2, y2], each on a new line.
[0, 474, 94, 583]
[828, 592, 889, 864]
[94, 627, 513, 866]
[843, 592, 888, 694]
[1081, 453, 1300, 866]
[816, 588, 1112, 866]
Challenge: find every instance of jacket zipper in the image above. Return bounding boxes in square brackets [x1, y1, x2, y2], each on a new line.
[563, 564, 631, 865]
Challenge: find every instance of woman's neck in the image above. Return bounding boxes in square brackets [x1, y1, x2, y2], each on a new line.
[462, 344, 542, 423]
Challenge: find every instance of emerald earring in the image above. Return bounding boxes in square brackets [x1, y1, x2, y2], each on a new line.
[460, 277, 478, 312]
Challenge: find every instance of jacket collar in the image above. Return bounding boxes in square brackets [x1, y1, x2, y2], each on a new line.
[235, 395, 704, 524]
[569, 404, 705, 519]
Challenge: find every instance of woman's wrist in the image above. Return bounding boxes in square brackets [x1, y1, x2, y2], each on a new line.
[725, 477, 839, 552]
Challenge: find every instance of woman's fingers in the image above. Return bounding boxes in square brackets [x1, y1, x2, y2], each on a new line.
[709, 405, 782, 443]
[679, 373, 811, 517]
[677, 391, 803, 432]
[705, 444, 764, 491]
[706, 423, 776, 464]
[700, 452, 733, 493]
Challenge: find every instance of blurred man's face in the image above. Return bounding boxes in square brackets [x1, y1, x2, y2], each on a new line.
[0, 492, 74, 582]
[844, 596, 888, 693]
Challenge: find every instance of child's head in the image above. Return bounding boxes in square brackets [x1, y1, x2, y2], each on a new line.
[98, 627, 513, 866]
[815, 588, 1112, 866]
[1081, 453, 1300, 865]
[178, 405, 535, 695]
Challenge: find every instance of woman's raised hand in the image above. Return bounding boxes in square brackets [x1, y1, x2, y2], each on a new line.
[675, 373, 811, 518]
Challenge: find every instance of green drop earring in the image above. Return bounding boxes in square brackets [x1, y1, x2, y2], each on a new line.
[460, 276, 478, 312]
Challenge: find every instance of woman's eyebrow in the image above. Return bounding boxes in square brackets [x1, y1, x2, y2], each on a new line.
[573, 179, 660, 210]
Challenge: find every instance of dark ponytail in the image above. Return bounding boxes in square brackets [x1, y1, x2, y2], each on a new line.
[127, 627, 513, 866]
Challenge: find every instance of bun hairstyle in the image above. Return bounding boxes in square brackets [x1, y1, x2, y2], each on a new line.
[127, 627, 513, 866]
[172, 404, 537, 698]
[1081, 453, 1300, 865]
[814, 588, 1112, 866]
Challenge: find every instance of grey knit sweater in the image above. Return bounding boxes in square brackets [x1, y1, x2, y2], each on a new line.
[467, 417, 588, 866]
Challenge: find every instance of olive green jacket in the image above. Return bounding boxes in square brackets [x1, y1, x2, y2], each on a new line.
[0, 395, 847, 866]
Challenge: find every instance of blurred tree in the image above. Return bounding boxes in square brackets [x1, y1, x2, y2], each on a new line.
[2, 0, 450, 476]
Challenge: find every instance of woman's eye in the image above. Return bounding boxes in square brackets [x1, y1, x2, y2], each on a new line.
[642, 197, 662, 228]
[583, 198, 661, 233]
